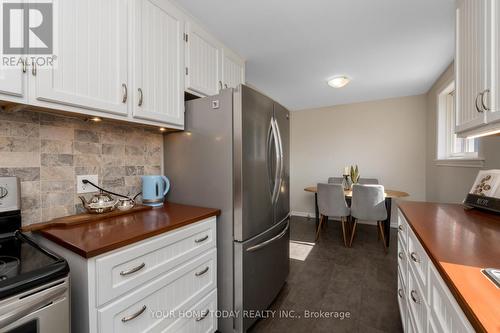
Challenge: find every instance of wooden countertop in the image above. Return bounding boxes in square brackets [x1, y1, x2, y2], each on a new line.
[398, 201, 500, 333]
[37, 202, 220, 258]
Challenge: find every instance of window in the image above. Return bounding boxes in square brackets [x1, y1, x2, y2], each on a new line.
[437, 82, 481, 165]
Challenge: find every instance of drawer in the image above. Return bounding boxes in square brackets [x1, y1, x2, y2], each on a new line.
[98, 249, 217, 333]
[96, 217, 216, 306]
[397, 210, 408, 247]
[397, 267, 407, 333]
[428, 264, 474, 333]
[407, 226, 429, 295]
[164, 289, 218, 333]
[397, 237, 408, 287]
[407, 264, 428, 333]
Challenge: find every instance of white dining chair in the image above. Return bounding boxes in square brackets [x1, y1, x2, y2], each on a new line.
[328, 177, 343, 184]
[316, 183, 350, 246]
[350, 184, 388, 252]
[358, 178, 379, 184]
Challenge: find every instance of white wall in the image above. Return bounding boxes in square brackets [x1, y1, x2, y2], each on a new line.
[426, 63, 500, 203]
[290, 95, 427, 216]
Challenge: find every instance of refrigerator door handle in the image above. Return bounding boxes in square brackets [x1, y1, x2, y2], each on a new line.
[267, 122, 275, 198]
[273, 117, 284, 204]
[270, 118, 281, 204]
[270, 119, 281, 204]
[246, 218, 290, 252]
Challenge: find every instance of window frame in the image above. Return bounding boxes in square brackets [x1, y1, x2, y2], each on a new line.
[436, 81, 484, 167]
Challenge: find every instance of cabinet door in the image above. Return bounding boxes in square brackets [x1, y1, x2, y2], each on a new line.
[222, 48, 244, 89]
[0, 2, 27, 103]
[30, 0, 128, 116]
[455, 0, 489, 133]
[132, 0, 184, 126]
[487, 0, 500, 124]
[185, 21, 221, 96]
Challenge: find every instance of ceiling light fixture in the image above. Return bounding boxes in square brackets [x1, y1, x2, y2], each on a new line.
[327, 76, 351, 88]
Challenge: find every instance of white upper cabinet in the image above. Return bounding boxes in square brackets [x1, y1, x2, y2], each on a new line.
[455, 0, 489, 133]
[185, 21, 221, 96]
[488, 1, 500, 124]
[222, 47, 245, 89]
[131, 0, 185, 126]
[30, 0, 129, 116]
[456, 0, 500, 137]
[0, 0, 243, 129]
[0, 2, 27, 103]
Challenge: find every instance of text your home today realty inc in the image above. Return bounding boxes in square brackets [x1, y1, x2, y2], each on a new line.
[149, 309, 352, 321]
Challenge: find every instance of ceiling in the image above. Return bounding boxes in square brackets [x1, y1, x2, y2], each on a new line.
[176, 0, 456, 111]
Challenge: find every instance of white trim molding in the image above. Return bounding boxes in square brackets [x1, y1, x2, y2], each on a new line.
[434, 158, 485, 168]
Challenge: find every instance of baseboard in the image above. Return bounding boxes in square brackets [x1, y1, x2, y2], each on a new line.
[290, 211, 398, 228]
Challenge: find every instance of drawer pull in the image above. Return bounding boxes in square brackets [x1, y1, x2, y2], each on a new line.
[195, 309, 209, 322]
[398, 252, 404, 260]
[410, 252, 420, 263]
[195, 266, 209, 277]
[398, 225, 404, 232]
[398, 289, 404, 298]
[120, 262, 146, 276]
[121, 305, 147, 322]
[195, 235, 209, 243]
[410, 290, 420, 304]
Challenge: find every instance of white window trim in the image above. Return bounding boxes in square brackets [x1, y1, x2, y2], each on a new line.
[436, 82, 484, 167]
[434, 158, 485, 168]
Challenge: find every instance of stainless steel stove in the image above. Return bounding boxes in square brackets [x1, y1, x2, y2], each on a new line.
[0, 177, 70, 333]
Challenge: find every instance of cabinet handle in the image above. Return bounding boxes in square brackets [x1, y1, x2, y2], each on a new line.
[410, 290, 420, 304]
[195, 235, 209, 243]
[481, 89, 490, 111]
[21, 58, 26, 73]
[31, 59, 37, 76]
[122, 84, 128, 103]
[398, 289, 404, 298]
[410, 252, 420, 263]
[120, 262, 145, 276]
[398, 225, 404, 232]
[475, 92, 484, 113]
[398, 252, 404, 260]
[121, 305, 147, 322]
[138, 88, 143, 106]
[218, 81, 223, 91]
[195, 266, 209, 277]
[195, 309, 210, 322]
[224, 83, 228, 88]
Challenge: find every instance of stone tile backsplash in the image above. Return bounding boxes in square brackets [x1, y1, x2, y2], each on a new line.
[0, 109, 163, 225]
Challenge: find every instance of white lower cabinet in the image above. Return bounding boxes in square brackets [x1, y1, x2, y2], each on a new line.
[397, 210, 474, 333]
[36, 217, 217, 333]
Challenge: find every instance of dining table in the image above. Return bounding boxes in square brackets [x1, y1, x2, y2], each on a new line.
[303, 186, 409, 247]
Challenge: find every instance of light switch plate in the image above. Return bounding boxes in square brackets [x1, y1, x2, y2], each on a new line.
[77, 175, 98, 194]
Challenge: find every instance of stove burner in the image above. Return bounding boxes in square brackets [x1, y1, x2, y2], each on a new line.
[0, 256, 20, 276]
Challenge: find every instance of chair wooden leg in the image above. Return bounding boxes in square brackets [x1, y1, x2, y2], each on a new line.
[378, 221, 388, 254]
[316, 215, 325, 242]
[349, 219, 357, 247]
[341, 217, 348, 247]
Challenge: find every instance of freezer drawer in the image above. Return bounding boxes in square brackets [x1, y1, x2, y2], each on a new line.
[234, 216, 290, 332]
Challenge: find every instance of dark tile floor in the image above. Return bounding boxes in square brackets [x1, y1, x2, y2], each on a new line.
[249, 216, 403, 333]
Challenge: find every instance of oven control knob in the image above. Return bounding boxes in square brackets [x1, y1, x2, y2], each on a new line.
[0, 186, 8, 199]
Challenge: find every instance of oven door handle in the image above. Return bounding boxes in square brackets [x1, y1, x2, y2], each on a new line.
[0, 283, 67, 328]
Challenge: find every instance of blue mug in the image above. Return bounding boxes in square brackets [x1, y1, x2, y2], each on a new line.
[142, 175, 170, 207]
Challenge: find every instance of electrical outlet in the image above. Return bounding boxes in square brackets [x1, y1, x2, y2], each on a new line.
[77, 175, 98, 194]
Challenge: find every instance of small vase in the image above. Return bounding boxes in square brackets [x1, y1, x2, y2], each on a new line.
[342, 175, 352, 190]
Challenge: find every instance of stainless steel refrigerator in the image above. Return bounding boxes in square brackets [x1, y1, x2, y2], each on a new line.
[164, 84, 290, 332]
